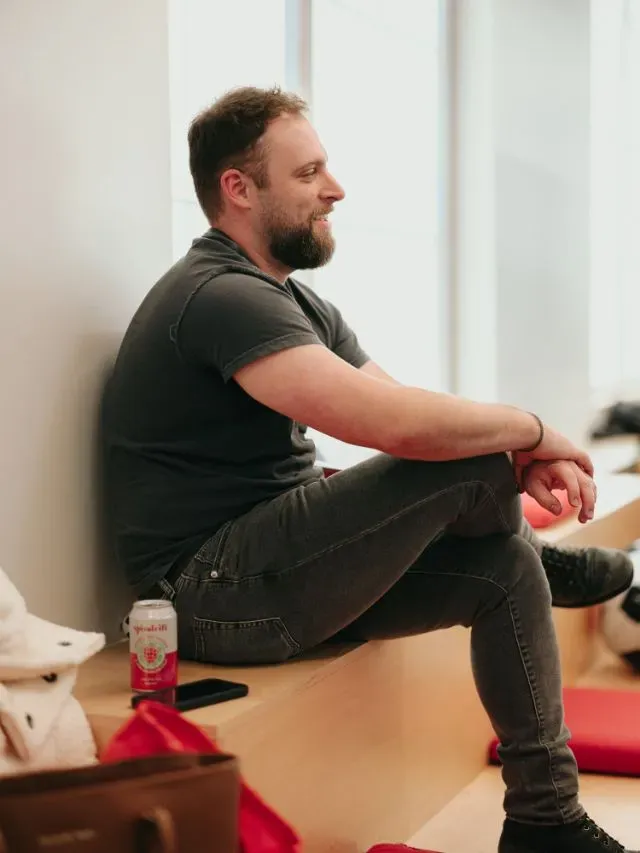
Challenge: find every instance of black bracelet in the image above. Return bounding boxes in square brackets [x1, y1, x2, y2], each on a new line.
[519, 412, 544, 453]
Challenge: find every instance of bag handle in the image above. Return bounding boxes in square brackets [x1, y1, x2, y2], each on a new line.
[136, 807, 177, 853]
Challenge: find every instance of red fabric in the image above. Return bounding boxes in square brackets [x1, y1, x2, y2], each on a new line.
[367, 847, 443, 853]
[101, 700, 300, 853]
[489, 687, 640, 776]
[520, 490, 576, 529]
[321, 466, 341, 478]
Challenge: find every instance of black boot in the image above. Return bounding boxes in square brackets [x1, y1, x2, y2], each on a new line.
[499, 814, 638, 852]
[541, 544, 634, 608]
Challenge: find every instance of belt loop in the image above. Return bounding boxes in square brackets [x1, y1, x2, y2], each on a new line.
[157, 578, 176, 602]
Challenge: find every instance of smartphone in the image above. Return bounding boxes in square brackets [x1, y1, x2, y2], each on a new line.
[131, 677, 249, 712]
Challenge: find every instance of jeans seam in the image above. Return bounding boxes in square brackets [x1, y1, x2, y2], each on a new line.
[509, 596, 570, 821]
[216, 479, 514, 584]
[409, 568, 568, 821]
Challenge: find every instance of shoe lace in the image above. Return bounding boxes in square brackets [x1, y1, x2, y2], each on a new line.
[541, 546, 595, 596]
[578, 815, 625, 850]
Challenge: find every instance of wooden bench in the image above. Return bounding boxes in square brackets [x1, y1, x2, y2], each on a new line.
[78, 466, 640, 853]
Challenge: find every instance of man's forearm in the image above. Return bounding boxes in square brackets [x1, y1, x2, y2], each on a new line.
[381, 385, 540, 462]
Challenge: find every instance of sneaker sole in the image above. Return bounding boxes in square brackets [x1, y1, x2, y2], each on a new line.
[552, 575, 633, 609]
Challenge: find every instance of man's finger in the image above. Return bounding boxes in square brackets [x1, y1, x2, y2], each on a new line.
[526, 477, 562, 515]
[554, 462, 581, 509]
[575, 450, 594, 478]
[575, 469, 596, 522]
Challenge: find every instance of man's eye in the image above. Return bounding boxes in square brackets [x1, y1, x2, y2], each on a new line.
[302, 169, 317, 178]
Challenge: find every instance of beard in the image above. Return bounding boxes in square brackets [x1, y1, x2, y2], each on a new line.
[265, 211, 336, 271]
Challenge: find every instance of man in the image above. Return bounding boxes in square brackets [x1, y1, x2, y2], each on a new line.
[102, 87, 636, 853]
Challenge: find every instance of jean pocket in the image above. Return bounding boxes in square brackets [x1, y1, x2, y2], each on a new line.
[193, 615, 301, 665]
[181, 520, 236, 584]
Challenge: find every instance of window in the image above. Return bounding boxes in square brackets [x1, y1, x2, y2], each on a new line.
[168, 0, 288, 259]
[307, 0, 448, 464]
[590, 0, 640, 400]
[167, 1, 450, 466]
[310, 0, 448, 393]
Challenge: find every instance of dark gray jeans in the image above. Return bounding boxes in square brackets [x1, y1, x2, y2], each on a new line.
[157, 451, 584, 826]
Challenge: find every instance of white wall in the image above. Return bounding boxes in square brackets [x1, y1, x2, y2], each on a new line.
[455, 0, 591, 444]
[0, 0, 172, 635]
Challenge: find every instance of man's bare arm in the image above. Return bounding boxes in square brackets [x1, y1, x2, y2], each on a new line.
[360, 360, 402, 386]
[233, 344, 541, 461]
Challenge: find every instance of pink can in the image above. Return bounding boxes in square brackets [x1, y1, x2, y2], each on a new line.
[129, 599, 178, 693]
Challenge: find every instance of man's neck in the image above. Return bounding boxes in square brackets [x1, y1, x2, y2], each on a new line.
[211, 221, 292, 284]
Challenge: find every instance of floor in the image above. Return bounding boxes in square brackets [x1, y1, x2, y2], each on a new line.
[408, 643, 640, 852]
[408, 768, 639, 852]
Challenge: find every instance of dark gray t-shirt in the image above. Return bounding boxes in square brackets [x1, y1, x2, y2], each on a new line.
[102, 229, 369, 593]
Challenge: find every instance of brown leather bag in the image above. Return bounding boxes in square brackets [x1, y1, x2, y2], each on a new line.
[0, 752, 240, 853]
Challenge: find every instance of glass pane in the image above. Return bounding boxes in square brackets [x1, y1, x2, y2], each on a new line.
[308, 0, 446, 465]
[168, 0, 288, 256]
[590, 0, 640, 395]
[310, 0, 445, 391]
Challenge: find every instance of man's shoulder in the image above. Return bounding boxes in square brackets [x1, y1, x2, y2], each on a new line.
[287, 277, 341, 327]
[287, 276, 332, 310]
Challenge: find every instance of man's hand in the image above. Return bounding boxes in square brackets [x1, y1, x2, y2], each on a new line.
[521, 459, 597, 524]
[512, 423, 594, 489]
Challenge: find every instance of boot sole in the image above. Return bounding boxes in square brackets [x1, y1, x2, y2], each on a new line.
[552, 575, 633, 609]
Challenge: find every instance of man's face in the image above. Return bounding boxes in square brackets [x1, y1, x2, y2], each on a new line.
[254, 115, 345, 271]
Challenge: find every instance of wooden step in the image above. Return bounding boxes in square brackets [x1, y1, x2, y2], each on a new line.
[80, 629, 495, 853]
[409, 642, 640, 853]
[77, 472, 640, 853]
[540, 472, 640, 682]
[407, 766, 639, 853]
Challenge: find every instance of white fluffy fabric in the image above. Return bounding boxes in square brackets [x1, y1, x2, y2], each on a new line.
[0, 695, 97, 777]
[0, 569, 105, 681]
[0, 568, 105, 777]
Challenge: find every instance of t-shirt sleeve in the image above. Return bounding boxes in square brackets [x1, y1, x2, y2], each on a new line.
[175, 273, 323, 382]
[324, 299, 370, 369]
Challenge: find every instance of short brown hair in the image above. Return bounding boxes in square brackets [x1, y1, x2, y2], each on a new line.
[188, 86, 308, 221]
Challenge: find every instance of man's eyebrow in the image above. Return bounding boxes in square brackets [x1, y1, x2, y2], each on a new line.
[293, 158, 327, 175]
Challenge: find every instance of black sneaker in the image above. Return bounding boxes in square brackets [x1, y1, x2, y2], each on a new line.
[499, 815, 637, 852]
[541, 544, 634, 608]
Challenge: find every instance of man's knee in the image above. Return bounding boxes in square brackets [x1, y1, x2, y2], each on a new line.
[485, 534, 551, 606]
[452, 534, 551, 628]
[480, 452, 520, 530]
[449, 452, 522, 536]
[469, 451, 516, 491]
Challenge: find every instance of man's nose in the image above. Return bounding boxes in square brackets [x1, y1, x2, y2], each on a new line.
[323, 173, 345, 202]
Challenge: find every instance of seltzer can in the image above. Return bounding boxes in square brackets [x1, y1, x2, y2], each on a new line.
[129, 599, 178, 693]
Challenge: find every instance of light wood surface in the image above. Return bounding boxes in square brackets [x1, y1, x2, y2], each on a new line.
[408, 766, 639, 853]
[409, 641, 640, 852]
[538, 472, 640, 681]
[79, 630, 495, 853]
[576, 635, 640, 692]
[77, 639, 357, 729]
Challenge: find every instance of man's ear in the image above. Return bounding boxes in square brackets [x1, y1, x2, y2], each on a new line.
[219, 168, 253, 211]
